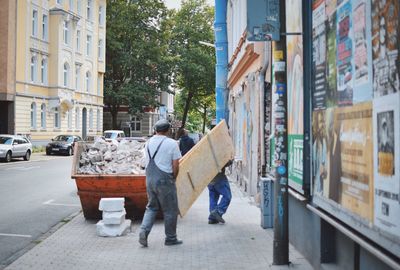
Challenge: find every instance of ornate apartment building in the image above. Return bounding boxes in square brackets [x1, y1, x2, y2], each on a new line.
[0, 0, 106, 144]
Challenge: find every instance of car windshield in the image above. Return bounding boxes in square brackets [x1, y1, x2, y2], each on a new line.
[54, 135, 73, 142]
[0, 137, 13, 145]
[104, 133, 117, 139]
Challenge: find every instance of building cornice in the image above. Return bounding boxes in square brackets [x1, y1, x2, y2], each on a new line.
[227, 43, 260, 88]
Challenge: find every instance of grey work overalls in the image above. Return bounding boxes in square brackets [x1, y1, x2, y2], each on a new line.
[139, 138, 179, 242]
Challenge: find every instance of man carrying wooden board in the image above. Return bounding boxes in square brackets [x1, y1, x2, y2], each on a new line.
[139, 119, 183, 247]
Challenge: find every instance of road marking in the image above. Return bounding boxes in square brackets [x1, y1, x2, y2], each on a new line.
[0, 233, 32, 238]
[43, 199, 80, 207]
[4, 166, 40, 171]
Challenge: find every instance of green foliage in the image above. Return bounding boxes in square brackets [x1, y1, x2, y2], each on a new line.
[105, 0, 173, 121]
[170, 0, 216, 129]
[32, 145, 45, 153]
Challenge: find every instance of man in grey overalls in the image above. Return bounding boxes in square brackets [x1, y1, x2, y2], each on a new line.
[139, 119, 182, 247]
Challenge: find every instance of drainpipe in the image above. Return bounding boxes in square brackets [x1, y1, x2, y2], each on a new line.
[214, 0, 228, 124]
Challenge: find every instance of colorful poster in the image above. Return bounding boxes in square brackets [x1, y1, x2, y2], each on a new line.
[287, 34, 304, 192]
[313, 0, 327, 110]
[337, 102, 374, 221]
[326, 0, 338, 108]
[373, 93, 400, 237]
[352, 0, 373, 102]
[371, 0, 400, 97]
[336, 1, 354, 107]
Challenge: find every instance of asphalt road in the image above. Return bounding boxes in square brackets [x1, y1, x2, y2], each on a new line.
[0, 155, 81, 267]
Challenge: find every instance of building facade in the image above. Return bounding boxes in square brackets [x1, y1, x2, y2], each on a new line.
[0, 0, 106, 144]
[103, 91, 176, 137]
[224, 0, 400, 269]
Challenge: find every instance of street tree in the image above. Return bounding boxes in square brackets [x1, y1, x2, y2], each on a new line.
[171, 0, 215, 131]
[104, 0, 173, 129]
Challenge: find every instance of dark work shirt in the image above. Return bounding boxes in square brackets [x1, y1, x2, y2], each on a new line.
[179, 135, 195, 156]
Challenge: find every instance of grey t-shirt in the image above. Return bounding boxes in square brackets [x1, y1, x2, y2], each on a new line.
[145, 135, 182, 174]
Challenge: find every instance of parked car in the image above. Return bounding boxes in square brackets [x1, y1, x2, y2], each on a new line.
[0, 135, 32, 162]
[46, 135, 83, 156]
[103, 130, 125, 144]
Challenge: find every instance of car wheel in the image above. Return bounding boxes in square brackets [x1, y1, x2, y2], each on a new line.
[68, 147, 73, 156]
[5, 151, 12, 163]
[24, 150, 31, 161]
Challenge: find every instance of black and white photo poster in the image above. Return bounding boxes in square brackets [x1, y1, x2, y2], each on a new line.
[373, 93, 400, 237]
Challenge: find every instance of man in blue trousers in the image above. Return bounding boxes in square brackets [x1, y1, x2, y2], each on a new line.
[208, 161, 232, 224]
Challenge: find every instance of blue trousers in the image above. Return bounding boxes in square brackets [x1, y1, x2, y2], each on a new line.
[208, 175, 232, 221]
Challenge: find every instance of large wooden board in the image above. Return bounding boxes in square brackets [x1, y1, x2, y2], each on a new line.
[176, 120, 234, 217]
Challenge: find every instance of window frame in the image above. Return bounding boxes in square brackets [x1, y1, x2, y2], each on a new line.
[42, 14, 48, 41]
[32, 9, 38, 37]
[41, 103, 46, 129]
[31, 102, 37, 129]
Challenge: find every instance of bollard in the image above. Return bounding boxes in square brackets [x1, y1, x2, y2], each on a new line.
[260, 177, 274, 228]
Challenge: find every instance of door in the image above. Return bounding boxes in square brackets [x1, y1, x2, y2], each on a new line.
[82, 108, 87, 140]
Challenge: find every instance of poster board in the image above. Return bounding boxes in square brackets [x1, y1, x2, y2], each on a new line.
[176, 120, 234, 217]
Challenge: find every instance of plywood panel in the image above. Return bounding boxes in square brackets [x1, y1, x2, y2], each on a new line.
[176, 120, 234, 217]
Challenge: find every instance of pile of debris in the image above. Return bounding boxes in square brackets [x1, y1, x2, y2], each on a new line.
[78, 138, 146, 175]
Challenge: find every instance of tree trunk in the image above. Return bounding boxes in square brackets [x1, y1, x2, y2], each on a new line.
[110, 105, 119, 130]
[181, 91, 194, 129]
[202, 104, 207, 134]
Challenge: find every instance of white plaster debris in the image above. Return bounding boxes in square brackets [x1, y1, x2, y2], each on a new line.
[97, 198, 131, 237]
[78, 138, 146, 175]
[96, 220, 131, 237]
[103, 209, 126, 225]
[99, 198, 125, 212]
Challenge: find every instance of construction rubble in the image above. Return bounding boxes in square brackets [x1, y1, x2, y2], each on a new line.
[77, 138, 146, 175]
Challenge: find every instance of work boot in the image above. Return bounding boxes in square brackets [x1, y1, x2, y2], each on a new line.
[139, 231, 148, 247]
[165, 239, 183, 246]
[208, 219, 218, 224]
[211, 210, 225, 224]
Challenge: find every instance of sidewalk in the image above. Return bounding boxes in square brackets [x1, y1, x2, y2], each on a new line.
[5, 182, 312, 270]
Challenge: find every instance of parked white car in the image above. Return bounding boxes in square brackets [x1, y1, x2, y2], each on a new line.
[0, 135, 33, 162]
[103, 130, 125, 144]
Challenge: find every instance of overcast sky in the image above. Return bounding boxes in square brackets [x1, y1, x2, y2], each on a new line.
[164, 0, 214, 10]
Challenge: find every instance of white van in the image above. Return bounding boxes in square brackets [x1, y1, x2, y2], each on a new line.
[103, 130, 125, 142]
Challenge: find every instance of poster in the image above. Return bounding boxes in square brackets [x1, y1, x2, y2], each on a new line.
[337, 102, 374, 221]
[336, 1, 354, 107]
[286, 0, 304, 192]
[352, 0, 373, 102]
[373, 93, 400, 237]
[312, 110, 328, 196]
[371, 0, 400, 97]
[325, 0, 338, 108]
[313, 0, 327, 110]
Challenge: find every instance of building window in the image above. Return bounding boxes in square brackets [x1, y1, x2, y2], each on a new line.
[76, 30, 81, 51]
[63, 21, 69, 45]
[63, 63, 70, 87]
[75, 107, 80, 129]
[97, 74, 102, 95]
[86, 35, 92, 56]
[99, 6, 104, 26]
[98, 39, 104, 60]
[77, 0, 82, 15]
[86, 71, 91, 92]
[41, 58, 48, 84]
[97, 109, 100, 130]
[75, 65, 80, 90]
[87, 0, 92, 20]
[31, 102, 37, 128]
[54, 107, 60, 128]
[131, 116, 141, 132]
[69, 0, 73, 11]
[41, 103, 46, 128]
[32, 10, 38, 37]
[30, 56, 37, 82]
[89, 109, 93, 129]
[57, 0, 62, 5]
[42, 15, 48, 40]
[68, 109, 72, 129]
